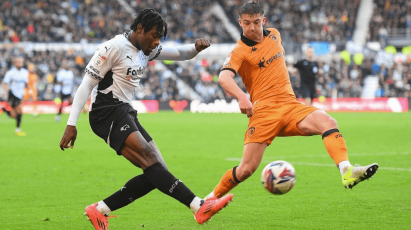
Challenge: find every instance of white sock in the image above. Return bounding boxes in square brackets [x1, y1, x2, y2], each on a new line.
[16, 128, 20, 132]
[97, 201, 111, 216]
[189, 197, 203, 214]
[205, 191, 215, 200]
[338, 160, 352, 175]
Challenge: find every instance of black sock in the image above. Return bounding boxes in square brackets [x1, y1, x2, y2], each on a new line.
[103, 174, 155, 212]
[16, 114, 22, 128]
[2, 108, 11, 117]
[58, 105, 63, 115]
[144, 162, 196, 208]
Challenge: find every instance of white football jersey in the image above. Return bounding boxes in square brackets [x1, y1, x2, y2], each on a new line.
[3, 67, 29, 99]
[85, 32, 162, 110]
[57, 69, 74, 95]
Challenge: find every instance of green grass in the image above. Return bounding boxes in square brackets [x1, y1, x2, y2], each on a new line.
[1, 112, 411, 230]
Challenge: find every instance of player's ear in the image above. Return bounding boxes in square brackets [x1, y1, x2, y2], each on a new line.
[136, 24, 144, 34]
[262, 17, 266, 25]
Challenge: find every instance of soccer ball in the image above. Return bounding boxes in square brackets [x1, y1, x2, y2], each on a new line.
[261, 160, 296, 195]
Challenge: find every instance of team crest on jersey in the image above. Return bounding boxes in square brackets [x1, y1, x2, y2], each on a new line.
[248, 127, 255, 138]
[95, 53, 107, 67]
[269, 34, 278, 42]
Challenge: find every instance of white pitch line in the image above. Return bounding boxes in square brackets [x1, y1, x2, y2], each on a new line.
[225, 158, 411, 172]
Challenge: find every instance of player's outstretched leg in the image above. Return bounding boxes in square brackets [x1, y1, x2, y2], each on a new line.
[341, 163, 379, 189]
[84, 203, 117, 230]
[194, 194, 233, 225]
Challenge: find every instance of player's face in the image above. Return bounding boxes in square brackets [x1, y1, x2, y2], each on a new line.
[239, 14, 266, 42]
[137, 25, 162, 55]
[14, 58, 24, 69]
[28, 64, 35, 72]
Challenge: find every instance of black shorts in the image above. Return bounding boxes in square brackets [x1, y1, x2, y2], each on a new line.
[8, 91, 22, 107]
[60, 92, 72, 101]
[300, 84, 316, 100]
[89, 103, 153, 155]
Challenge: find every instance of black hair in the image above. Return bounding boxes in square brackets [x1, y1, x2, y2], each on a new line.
[238, 1, 264, 17]
[130, 8, 168, 40]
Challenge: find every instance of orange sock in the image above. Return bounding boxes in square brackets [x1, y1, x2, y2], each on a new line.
[322, 129, 349, 165]
[213, 167, 242, 198]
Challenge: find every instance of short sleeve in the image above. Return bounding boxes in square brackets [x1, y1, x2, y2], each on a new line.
[3, 71, 11, 84]
[148, 45, 162, 61]
[221, 50, 244, 75]
[85, 41, 120, 81]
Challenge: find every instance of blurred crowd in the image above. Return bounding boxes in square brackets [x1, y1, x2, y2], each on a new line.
[0, 0, 231, 44]
[220, 0, 359, 43]
[1, 0, 410, 104]
[368, 0, 411, 42]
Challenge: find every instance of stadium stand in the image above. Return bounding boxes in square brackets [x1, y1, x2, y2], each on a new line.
[0, 0, 410, 104]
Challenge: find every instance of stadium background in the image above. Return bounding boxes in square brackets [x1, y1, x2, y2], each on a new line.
[1, 1, 411, 229]
[0, 0, 410, 112]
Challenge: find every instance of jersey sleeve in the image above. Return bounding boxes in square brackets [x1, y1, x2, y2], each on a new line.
[294, 60, 303, 69]
[221, 48, 244, 75]
[3, 71, 11, 84]
[85, 41, 120, 81]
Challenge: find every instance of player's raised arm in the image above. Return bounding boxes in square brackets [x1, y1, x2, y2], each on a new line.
[59, 74, 99, 151]
[218, 70, 253, 117]
[155, 38, 210, 61]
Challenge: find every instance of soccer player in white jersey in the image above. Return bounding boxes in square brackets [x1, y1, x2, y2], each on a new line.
[55, 61, 74, 122]
[1, 57, 28, 136]
[59, 9, 233, 229]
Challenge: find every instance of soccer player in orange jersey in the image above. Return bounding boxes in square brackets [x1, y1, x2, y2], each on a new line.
[205, 1, 378, 200]
[23, 63, 39, 116]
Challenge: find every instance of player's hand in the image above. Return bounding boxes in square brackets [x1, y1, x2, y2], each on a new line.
[194, 38, 211, 52]
[59, 125, 77, 151]
[238, 95, 253, 118]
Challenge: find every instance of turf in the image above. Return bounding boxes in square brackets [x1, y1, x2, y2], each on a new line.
[1, 111, 410, 230]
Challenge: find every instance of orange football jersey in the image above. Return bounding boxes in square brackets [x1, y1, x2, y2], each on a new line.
[222, 28, 295, 103]
[28, 73, 38, 89]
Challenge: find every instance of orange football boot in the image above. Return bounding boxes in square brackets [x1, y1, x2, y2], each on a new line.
[84, 203, 116, 230]
[194, 194, 233, 225]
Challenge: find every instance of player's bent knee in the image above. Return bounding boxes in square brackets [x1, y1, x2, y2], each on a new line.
[237, 166, 257, 181]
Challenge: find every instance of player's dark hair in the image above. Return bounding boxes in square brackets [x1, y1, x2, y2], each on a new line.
[130, 8, 168, 40]
[238, 1, 264, 17]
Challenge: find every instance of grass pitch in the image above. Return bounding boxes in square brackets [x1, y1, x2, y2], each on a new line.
[1, 111, 410, 230]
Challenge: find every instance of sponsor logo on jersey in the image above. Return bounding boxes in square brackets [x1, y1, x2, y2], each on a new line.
[126, 67, 144, 81]
[89, 65, 100, 74]
[126, 55, 133, 61]
[251, 47, 257, 53]
[95, 53, 107, 67]
[258, 51, 284, 69]
[223, 54, 232, 65]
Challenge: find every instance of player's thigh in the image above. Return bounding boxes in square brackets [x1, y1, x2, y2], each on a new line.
[297, 110, 337, 135]
[278, 100, 318, 136]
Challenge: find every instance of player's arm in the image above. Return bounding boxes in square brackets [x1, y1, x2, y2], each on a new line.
[1, 72, 11, 94]
[155, 38, 210, 61]
[59, 74, 99, 151]
[218, 70, 253, 117]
